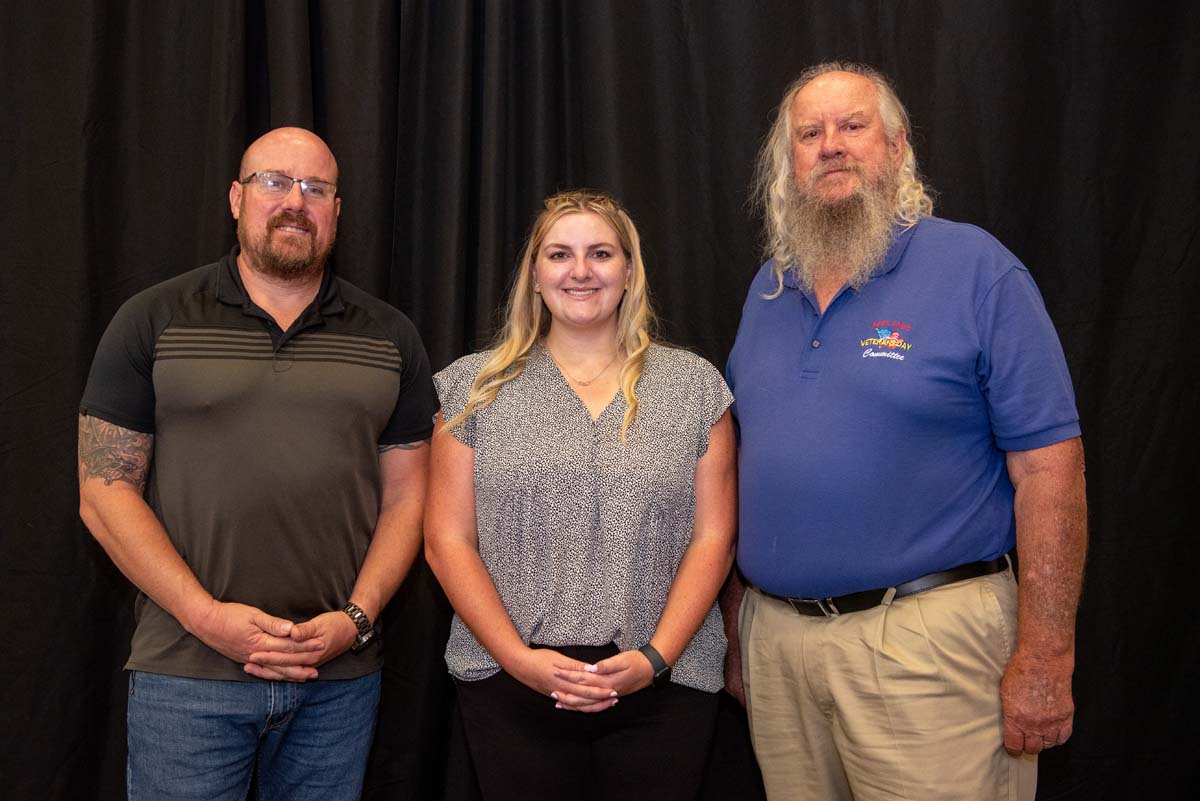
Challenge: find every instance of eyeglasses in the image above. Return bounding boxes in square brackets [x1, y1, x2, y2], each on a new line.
[239, 172, 337, 201]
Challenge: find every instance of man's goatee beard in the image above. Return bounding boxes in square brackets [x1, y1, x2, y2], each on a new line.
[239, 212, 335, 281]
[782, 167, 899, 292]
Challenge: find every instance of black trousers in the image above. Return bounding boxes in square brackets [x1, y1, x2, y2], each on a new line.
[454, 644, 720, 801]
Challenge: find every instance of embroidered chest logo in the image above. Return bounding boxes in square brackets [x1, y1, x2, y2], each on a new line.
[860, 319, 913, 361]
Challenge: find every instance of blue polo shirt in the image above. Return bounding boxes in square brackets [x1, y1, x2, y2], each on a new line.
[727, 217, 1080, 598]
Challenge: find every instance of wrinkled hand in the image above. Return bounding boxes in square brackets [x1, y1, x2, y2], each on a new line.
[552, 649, 655, 712]
[245, 610, 358, 682]
[509, 648, 618, 713]
[189, 600, 322, 681]
[1000, 648, 1075, 755]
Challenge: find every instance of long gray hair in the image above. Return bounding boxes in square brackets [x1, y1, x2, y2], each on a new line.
[752, 62, 934, 294]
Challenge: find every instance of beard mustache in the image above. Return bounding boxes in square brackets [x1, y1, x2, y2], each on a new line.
[781, 160, 900, 292]
[239, 210, 335, 281]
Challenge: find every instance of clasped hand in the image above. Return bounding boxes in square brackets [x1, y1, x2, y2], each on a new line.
[191, 600, 358, 682]
[512, 647, 655, 713]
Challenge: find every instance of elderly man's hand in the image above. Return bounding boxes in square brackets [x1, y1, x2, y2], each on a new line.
[1000, 647, 1075, 755]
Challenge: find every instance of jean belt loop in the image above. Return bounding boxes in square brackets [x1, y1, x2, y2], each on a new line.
[880, 587, 897, 606]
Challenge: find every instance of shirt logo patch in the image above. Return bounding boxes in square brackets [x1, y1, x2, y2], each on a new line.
[861, 319, 912, 360]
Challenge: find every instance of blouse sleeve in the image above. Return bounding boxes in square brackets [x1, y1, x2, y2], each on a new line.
[689, 353, 735, 459]
[433, 352, 488, 448]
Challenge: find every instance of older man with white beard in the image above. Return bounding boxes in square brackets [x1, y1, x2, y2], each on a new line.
[725, 63, 1086, 801]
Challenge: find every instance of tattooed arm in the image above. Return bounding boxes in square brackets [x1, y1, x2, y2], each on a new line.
[247, 440, 431, 676]
[78, 414, 323, 679]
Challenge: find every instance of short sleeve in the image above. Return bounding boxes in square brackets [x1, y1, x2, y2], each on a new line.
[79, 292, 162, 433]
[378, 315, 438, 445]
[976, 267, 1081, 451]
[687, 353, 735, 459]
[433, 352, 489, 448]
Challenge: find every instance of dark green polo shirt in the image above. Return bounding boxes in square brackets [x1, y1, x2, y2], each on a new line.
[81, 248, 437, 681]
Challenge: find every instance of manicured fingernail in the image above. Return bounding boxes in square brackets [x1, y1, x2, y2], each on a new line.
[609, 691, 618, 698]
[550, 692, 558, 700]
[555, 703, 564, 709]
[584, 664, 598, 673]
[611, 699, 618, 707]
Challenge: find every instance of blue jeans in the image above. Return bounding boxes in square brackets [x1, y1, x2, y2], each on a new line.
[126, 670, 381, 801]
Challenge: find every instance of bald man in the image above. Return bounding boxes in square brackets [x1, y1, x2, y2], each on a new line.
[79, 128, 437, 800]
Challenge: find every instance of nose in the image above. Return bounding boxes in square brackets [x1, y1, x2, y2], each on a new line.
[818, 126, 845, 159]
[280, 181, 306, 209]
[568, 255, 592, 280]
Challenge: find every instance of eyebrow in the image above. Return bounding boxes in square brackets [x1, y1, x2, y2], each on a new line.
[542, 241, 619, 250]
[796, 109, 872, 125]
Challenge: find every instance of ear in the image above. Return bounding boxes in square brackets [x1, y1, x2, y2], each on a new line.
[335, 196, 342, 218]
[891, 128, 907, 167]
[229, 180, 243, 219]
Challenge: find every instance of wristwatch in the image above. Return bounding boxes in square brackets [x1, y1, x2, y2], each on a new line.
[638, 643, 672, 689]
[342, 602, 376, 653]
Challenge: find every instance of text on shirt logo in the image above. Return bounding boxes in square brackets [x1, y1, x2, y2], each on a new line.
[861, 319, 913, 360]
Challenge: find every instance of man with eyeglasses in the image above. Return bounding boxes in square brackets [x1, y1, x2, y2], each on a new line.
[78, 127, 437, 800]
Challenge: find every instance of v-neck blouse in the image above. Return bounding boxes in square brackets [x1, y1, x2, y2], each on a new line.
[433, 342, 734, 692]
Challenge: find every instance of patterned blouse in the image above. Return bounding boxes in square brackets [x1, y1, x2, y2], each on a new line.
[433, 342, 734, 692]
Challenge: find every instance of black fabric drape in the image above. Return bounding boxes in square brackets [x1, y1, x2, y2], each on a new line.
[2, 2, 1197, 799]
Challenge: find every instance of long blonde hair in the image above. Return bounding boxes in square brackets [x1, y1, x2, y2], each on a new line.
[444, 190, 657, 441]
[753, 61, 935, 297]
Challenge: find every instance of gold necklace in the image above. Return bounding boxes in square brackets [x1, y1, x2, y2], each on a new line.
[549, 346, 621, 386]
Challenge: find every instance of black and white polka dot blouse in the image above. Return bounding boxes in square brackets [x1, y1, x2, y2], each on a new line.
[433, 341, 734, 692]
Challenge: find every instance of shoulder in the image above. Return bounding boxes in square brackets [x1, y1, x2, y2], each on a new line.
[433, 349, 494, 400]
[645, 343, 722, 379]
[114, 261, 220, 321]
[642, 343, 730, 399]
[99, 261, 222, 348]
[333, 277, 424, 346]
[436, 350, 493, 383]
[747, 259, 784, 296]
[907, 217, 1025, 276]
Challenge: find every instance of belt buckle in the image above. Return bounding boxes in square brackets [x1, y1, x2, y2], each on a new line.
[789, 597, 840, 617]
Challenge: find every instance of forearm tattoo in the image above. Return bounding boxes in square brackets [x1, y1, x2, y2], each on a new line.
[378, 438, 430, 453]
[78, 415, 154, 490]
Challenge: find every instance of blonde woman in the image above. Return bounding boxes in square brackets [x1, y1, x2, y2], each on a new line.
[425, 191, 736, 800]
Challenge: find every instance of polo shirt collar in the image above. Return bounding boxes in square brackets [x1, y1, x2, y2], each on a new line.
[216, 245, 346, 317]
[779, 219, 922, 290]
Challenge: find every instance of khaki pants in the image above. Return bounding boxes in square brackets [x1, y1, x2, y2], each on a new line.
[740, 570, 1037, 801]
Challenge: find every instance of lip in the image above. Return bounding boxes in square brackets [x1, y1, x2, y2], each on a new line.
[561, 288, 600, 297]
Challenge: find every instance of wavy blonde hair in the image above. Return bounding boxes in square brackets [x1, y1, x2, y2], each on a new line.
[753, 61, 934, 297]
[444, 190, 657, 441]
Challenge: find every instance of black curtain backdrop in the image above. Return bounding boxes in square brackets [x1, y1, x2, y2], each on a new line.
[2, 1, 1197, 799]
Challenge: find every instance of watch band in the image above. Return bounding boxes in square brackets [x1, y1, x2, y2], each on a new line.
[638, 643, 672, 688]
[342, 602, 376, 653]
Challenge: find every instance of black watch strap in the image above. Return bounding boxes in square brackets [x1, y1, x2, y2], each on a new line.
[342, 602, 376, 653]
[638, 643, 672, 688]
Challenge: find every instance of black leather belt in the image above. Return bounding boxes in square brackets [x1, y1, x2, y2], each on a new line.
[759, 555, 1011, 617]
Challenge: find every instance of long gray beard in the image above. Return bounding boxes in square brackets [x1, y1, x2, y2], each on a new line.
[781, 168, 899, 292]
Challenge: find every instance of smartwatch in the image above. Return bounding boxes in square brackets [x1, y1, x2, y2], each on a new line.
[638, 643, 672, 688]
[342, 602, 376, 653]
